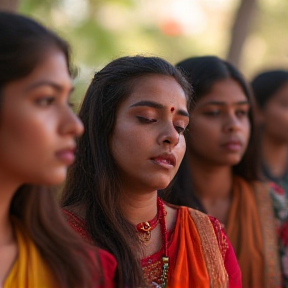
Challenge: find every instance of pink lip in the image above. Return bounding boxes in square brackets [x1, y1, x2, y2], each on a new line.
[151, 153, 176, 169]
[221, 140, 242, 152]
[55, 148, 75, 165]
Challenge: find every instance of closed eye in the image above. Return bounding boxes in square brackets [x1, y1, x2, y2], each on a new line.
[175, 126, 186, 135]
[137, 116, 157, 123]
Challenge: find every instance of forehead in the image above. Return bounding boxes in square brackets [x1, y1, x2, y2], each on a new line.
[14, 49, 71, 90]
[271, 81, 288, 100]
[30, 49, 71, 84]
[198, 78, 247, 104]
[125, 75, 187, 107]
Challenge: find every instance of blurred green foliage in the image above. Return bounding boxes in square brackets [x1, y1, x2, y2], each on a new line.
[19, 0, 288, 104]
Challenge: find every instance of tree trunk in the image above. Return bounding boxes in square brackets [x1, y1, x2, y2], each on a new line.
[226, 0, 258, 68]
[0, 0, 20, 12]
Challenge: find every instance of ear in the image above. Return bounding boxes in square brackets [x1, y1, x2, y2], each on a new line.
[253, 104, 265, 125]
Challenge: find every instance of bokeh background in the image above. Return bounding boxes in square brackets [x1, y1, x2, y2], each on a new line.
[1, 0, 288, 104]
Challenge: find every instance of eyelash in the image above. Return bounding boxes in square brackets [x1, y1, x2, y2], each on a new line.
[204, 110, 248, 117]
[137, 116, 157, 123]
[137, 116, 186, 134]
[175, 126, 186, 134]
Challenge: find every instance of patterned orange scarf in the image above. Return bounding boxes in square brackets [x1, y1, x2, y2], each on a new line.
[168, 207, 228, 288]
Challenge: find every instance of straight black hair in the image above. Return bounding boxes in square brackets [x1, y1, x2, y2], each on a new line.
[165, 56, 259, 209]
[62, 55, 193, 287]
[251, 69, 288, 109]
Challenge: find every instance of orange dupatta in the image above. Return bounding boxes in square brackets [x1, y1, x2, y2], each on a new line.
[168, 207, 228, 288]
[226, 176, 281, 288]
[4, 219, 55, 288]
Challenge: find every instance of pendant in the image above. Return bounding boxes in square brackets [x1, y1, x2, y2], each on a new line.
[137, 221, 153, 243]
[138, 230, 151, 243]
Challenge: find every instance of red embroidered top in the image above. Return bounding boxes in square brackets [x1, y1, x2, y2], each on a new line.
[63, 208, 241, 288]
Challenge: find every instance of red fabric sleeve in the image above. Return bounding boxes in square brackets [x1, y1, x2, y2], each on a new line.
[209, 216, 242, 288]
[98, 249, 117, 288]
[63, 209, 117, 288]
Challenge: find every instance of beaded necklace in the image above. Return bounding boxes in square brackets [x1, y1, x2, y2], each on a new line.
[136, 197, 169, 288]
[157, 197, 169, 288]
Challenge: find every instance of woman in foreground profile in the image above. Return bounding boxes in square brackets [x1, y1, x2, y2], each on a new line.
[0, 12, 116, 288]
[62, 55, 242, 288]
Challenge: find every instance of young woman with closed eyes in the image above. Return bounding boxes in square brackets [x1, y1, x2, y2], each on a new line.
[62, 55, 241, 288]
[0, 12, 116, 288]
[166, 56, 283, 288]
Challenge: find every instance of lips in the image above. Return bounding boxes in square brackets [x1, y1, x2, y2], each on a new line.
[221, 139, 242, 151]
[151, 153, 176, 168]
[55, 147, 76, 165]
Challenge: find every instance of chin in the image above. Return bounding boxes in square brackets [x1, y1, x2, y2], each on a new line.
[148, 177, 172, 191]
[37, 170, 67, 186]
[221, 157, 242, 166]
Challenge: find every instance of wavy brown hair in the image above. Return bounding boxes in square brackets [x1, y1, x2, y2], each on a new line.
[0, 12, 100, 288]
[61, 55, 192, 288]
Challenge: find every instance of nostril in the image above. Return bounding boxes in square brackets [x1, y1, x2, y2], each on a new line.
[164, 139, 171, 144]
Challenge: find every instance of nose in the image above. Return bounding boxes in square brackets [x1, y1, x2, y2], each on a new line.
[59, 107, 84, 137]
[158, 122, 180, 147]
[223, 113, 241, 133]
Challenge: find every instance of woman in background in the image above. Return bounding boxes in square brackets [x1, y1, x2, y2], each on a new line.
[0, 12, 116, 288]
[252, 70, 288, 287]
[62, 55, 241, 288]
[165, 56, 282, 288]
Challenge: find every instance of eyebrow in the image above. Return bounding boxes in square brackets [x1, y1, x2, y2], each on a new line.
[25, 81, 74, 93]
[199, 100, 250, 107]
[129, 100, 189, 118]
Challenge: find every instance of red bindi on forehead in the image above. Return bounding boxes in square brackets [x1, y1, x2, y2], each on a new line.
[170, 107, 175, 112]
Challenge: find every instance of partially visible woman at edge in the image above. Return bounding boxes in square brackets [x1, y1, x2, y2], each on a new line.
[251, 70, 288, 287]
[0, 12, 116, 288]
[164, 56, 283, 288]
[61, 55, 242, 288]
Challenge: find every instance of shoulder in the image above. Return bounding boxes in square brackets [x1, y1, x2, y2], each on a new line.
[253, 180, 288, 223]
[62, 210, 117, 287]
[208, 215, 242, 287]
[98, 249, 118, 288]
[208, 216, 229, 259]
[184, 207, 229, 258]
[62, 208, 91, 242]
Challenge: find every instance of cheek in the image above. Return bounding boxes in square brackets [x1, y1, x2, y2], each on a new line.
[268, 107, 288, 126]
[243, 118, 251, 138]
[110, 123, 142, 162]
[175, 137, 186, 168]
[189, 120, 217, 144]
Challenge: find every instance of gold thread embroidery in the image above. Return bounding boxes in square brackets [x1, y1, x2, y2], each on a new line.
[253, 182, 282, 288]
[188, 208, 229, 288]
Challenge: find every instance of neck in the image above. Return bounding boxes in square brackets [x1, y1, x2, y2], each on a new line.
[188, 153, 233, 200]
[187, 152, 233, 224]
[0, 175, 20, 246]
[120, 190, 158, 225]
[261, 131, 288, 177]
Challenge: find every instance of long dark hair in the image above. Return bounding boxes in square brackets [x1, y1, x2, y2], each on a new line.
[0, 12, 98, 288]
[165, 56, 259, 209]
[61, 55, 192, 287]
